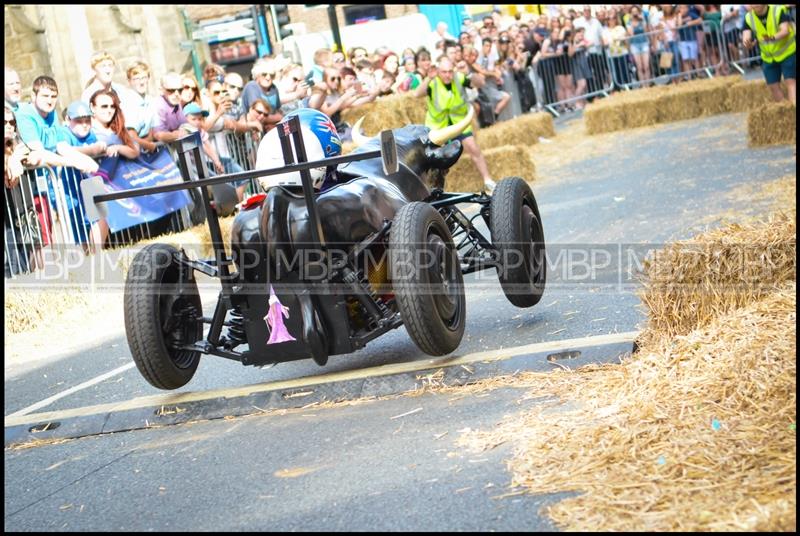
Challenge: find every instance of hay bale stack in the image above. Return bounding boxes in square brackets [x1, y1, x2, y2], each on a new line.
[477, 112, 554, 149]
[637, 212, 796, 346]
[447, 145, 535, 192]
[584, 102, 626, 134]
[747, 101, 797, 147]
[340, 94, 426, 135]
[726, 79, 776, 112]
[5, 288, 90, 334]
[585, 77, 740, 134]
[193, 215, 238, 259]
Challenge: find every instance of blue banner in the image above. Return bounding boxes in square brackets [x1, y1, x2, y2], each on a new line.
[95, 147, 192, 233]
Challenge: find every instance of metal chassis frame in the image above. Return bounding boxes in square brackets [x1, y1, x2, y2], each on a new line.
[93, 127, 502, 364]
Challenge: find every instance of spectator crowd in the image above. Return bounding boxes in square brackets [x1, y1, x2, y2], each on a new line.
[4, 4, 793, 278]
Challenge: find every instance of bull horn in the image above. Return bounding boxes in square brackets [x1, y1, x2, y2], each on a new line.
[428, 105, 475, 146]
[351, 116, 372, 147]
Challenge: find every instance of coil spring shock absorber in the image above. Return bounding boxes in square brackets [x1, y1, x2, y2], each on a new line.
[224, 307, 247, 349]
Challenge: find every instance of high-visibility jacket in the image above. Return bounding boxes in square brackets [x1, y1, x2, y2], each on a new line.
[425, 73, 472, 135]
[746, 5, 796, 63]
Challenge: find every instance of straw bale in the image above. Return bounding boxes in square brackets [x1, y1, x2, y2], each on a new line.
[747, 101, 797, 147]
[586, 77, 740, 134]
[340, 94, 427, 136]
[726, 79, 776, 113]
[476, 112, 555, 150]
[5, 288, 90, 334]
[192, 215, 237, 258]
[459, 282, 796, 531]
[584, 103, 626, 134]
[637, 212, 795, 346]
[446, 145, 536, 192]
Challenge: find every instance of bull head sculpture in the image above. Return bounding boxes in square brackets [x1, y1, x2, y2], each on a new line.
[350, 106, 474, 190]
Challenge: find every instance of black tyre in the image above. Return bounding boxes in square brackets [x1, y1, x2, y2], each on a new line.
[490, 177, 546, 308]
[390, 202, 466, 356]
[124, 244, 203, 390]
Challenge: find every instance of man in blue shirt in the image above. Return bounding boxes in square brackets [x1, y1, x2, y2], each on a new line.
[15, 76, 98, 174]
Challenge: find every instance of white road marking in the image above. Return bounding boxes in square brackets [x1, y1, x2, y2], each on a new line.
[6, 362, 135, 419]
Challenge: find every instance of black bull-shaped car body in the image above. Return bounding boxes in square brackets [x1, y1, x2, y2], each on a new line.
[102, 111, 547, 390]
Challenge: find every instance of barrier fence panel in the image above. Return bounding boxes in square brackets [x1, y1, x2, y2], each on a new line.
[4, 150, 203, 279]
[531, 42, 614, 117]
[607, 21, 729, 91]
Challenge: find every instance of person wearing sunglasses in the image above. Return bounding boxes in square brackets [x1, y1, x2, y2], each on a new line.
[307, 67, 361, 141]
[151, 72, 190, 144]
[88, 88, 140, 251]
[180, 74, 203, 109]
[275, 63, 310, 115]
[241, 59, 283, 127]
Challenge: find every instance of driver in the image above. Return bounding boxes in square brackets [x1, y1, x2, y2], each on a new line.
[255, 108, 345, 193]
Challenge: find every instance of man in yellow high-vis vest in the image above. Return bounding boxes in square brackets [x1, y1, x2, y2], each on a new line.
[742, 4, 796, 104]
[415, 56, 496, 192]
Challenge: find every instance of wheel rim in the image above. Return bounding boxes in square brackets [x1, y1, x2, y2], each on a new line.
[158, 270, 199, 369]
[522, 202, 545, 285]
[426, 230, 461, 329]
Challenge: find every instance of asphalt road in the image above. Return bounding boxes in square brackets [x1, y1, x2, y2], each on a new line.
[4, 111, 795, 531]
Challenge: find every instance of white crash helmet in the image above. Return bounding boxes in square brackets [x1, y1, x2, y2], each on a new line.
[255, 108, 342, 190]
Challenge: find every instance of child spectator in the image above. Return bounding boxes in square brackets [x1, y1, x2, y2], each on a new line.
[181, 102, 225, 176]
[309, 48, 333, 84]
[61, 101, 107, 248]
[63, 101, 106, 158]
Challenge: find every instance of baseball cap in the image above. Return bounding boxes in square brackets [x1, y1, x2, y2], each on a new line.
[183, 102, 209, 117]
[534, 28, 549, 37]
[66, 100, 92, 120]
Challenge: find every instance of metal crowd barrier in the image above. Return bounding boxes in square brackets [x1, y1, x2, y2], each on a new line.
[607, 20, 729, 90]
[530, 44, 614, 117]
[4, 155, 197, 279]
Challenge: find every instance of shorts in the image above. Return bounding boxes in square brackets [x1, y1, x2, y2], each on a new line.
[679, 40, 698, 61]
[763, 52, 797, 85]
[630, 41, 650, 56]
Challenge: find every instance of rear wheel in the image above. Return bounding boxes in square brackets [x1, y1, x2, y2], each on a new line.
[390, 202, 466, 356]
[124, 244, 203, 390]
[490, 177, 546, 307]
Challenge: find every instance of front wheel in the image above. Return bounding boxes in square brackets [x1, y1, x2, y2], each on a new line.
[124, 244, 203, 390]
[390, 202, 466, 356]
[490, 177, 547, 308]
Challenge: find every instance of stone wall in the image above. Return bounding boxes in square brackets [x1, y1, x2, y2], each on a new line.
[4, 5, 195, 113]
